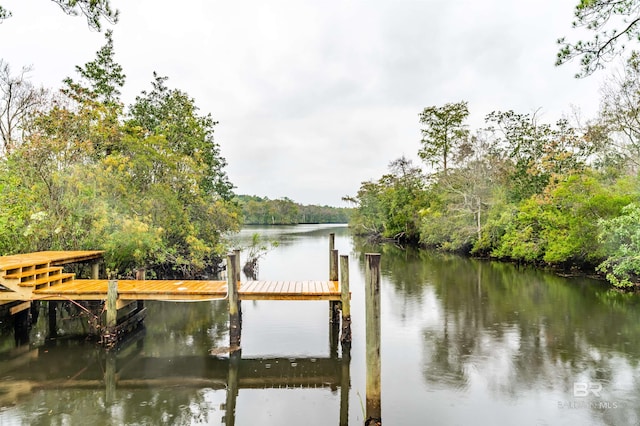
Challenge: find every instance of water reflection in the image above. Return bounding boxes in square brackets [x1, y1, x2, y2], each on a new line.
[4, 225, 640, 425]
[351, 239, 640, 425]
[0, 223, 353, 426]
[0, 310, 351, 426]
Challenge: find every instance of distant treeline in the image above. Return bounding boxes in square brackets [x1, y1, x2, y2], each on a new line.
[236, 195, 352, 225]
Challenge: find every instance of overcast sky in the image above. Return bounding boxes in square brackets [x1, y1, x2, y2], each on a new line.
[2, 0, 604, 206]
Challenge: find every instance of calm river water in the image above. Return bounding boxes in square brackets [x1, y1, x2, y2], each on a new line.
[1, 224, 640, 425]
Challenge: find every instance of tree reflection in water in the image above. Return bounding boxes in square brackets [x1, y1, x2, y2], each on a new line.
[352, 237, 640, 424]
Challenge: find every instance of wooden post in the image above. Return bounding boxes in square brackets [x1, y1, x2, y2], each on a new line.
[227, 254, 241, 350]
[233, 249, 241, 282]
[224, 350, 240, 426]
[137, 269, 146, 311]
[107, 280, 118, 329]
[329, 235, 340, 354]
[329, 233, 337, 276]
[365, 253, 382, 425]
[330, 318, 339, 359]
[330, 249, 339, 281]
[135, 268, 145, 311]
[329, 242, 340, 324]
[91, 262, 100, 279]
[88, 262, 101, 326]
[135, 268, 146, 280]
[339, 343, 351, 426]
[48, 301, 57, 338]
[233, 249, 242, 326]
[340, 255, 351, 345]
[13, 307, 30, 346]
[105, 352, 116, 405]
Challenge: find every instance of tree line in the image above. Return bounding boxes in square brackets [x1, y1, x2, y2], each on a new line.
[346, 56, 640, 287]
[0, 32, 239, 278]
[236, 195, 351, 225]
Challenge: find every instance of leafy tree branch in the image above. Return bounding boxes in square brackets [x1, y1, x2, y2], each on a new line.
[557, 0, 640, 77]
[0, 1, 117, 30]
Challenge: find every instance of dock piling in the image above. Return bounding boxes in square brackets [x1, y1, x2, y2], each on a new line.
[91, 262, 100, 279]
[233, 249, 242, 327]
[106, 279, 118, 329]
[329, 235, 340, 325]
[340, 255, 351, 345]
[365, 253, 382, 425]
[135, 269, 145, 311]
[224, 349, 240, 425]
[48, 301, 57, 338]
[339, 343, 351, 426]
[105, 352, 116, 404]
[328, 235, 340, 356]
[227, 254, 241, 349]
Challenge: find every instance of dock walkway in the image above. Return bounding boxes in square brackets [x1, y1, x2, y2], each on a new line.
[32, 279, 341, 301]
[0, 252, 340, 303]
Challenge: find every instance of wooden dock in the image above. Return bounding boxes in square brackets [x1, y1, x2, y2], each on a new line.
[0, 233, 382, 425]
[0, 245, 349, 352]
[31, 279, 341, 301]
[1, 252, 340, 303]
[0, 238, 350, 346]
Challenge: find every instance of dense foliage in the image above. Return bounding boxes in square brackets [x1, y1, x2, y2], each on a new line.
[0, 33, 240, 278]
[236, 195, 351, 225]
[348, 91, 640, 288]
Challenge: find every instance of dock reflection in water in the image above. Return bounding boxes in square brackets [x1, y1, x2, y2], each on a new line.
[0, 326, 352, 426]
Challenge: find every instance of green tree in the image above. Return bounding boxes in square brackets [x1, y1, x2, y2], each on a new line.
[0, 38, 241, 277]
[128, 73, 234, 200]
[557, 0, 640, 77]
[419, 101, 469, 174]
[421, 131, 501, 252]
[0, 1, 118, 30]
[484, 111, 588, 202]
[58, 30, 125, 159]
[598, 202, 640, 287]
[492, 171, 635, 266]
[347, 157, 427, 242]
[62, 30, 125, 108]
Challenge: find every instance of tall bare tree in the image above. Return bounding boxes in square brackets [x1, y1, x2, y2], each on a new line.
[598, 52, 640, 169]
[0, 60, 47, 156]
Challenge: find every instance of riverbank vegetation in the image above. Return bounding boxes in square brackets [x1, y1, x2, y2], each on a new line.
[0, 32, 240, 278]
[346, 56, 640, 288]
[236, 195, 351, 225]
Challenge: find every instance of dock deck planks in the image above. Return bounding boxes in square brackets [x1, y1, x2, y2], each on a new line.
[33, 279, 342, 301]
[0, 251, 104, 271]
[1, 250, 342, 302]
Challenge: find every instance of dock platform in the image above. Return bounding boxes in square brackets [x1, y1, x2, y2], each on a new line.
[0, 234, 353, 352]
[32, 279, 341, 301]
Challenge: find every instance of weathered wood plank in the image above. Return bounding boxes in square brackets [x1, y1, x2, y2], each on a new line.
[0, 251, 104, 271]
[9, 301, 30, 315]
